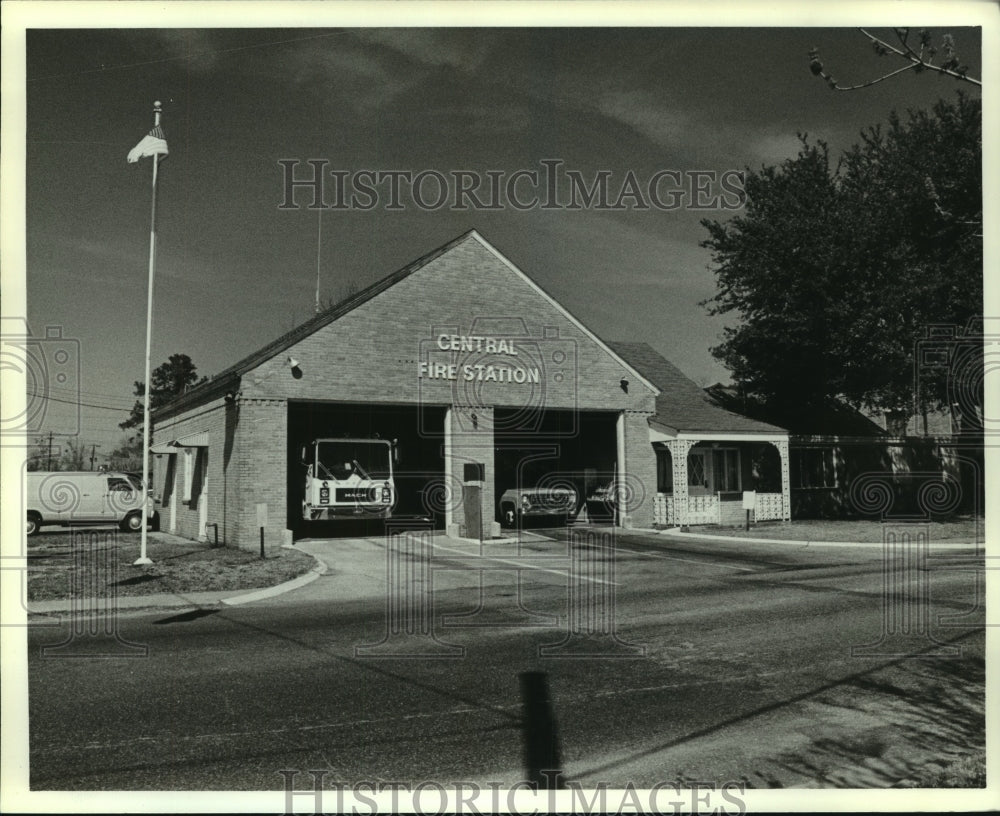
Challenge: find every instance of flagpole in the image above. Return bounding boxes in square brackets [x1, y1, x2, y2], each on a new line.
[134, 100, 162, 566]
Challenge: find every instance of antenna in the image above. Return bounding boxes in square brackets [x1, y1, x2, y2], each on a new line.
[314, 207, 322, 314]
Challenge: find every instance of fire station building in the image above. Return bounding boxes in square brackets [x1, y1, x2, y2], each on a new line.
[151, 230, 790, 551]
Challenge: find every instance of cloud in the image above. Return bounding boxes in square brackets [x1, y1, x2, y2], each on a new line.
[280, 31, 498, 120]
[349, 29, 493, 71]
[150, 30, 220, 72]
[746, 132, 807, 166]
[282, 38, 424, 114]
[592, 88, 695, 148]
[46, 234, 237, 288]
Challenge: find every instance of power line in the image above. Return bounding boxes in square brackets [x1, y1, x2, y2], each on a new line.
[31, 381, 136, 400]
[37, 384, 138, 402]
[26, 390, 133, 412]
[36, 393, 135, 410]
[40, 429, 138, 439]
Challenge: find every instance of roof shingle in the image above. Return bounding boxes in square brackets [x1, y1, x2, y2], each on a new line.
[606, 342, 787, 435]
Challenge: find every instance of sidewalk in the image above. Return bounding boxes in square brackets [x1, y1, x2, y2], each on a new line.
[653, 527, 983, 550]
[29, 588, 244, 616]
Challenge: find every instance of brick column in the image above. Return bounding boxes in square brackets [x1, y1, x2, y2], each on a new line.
[236, 397, 289, 552]
[445, 405, 497, 539]
[620, 411, 657, 528]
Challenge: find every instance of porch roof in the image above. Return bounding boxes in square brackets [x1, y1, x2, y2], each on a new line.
[606, 342, 787, 436]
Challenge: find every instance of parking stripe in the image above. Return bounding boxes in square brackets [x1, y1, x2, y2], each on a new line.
[616, 546, 757, 572]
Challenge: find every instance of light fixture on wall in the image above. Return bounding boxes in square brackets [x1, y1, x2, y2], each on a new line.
[620, 378, 629, 393]
[287, 356, 303, 379]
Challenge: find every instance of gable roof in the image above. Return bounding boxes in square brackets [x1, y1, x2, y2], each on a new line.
[155, 229, 658, 419]
[705, 383, 888, 436]
[606, 342, 787, 435]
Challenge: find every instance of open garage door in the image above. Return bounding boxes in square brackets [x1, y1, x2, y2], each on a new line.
[493, 409, 618, 529]
[287, 402, 447, 539]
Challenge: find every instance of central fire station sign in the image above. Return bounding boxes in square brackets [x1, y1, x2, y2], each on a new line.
[418, 334, 541, 383]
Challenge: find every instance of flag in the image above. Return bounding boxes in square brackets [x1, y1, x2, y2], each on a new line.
[127, 125, 168, 164]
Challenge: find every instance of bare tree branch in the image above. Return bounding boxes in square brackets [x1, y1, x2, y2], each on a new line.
[809, 28, 981, 91]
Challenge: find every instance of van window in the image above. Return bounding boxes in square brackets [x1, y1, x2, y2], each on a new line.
[108, 477, 136, 494]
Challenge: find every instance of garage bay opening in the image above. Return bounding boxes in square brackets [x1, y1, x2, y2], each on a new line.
[493, 409, 618, 529]
[288, 402, 446, 539]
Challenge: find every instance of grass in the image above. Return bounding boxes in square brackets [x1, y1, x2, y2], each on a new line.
[666, 515, 983, 544]
[27, 530, 315, 602]
[899, 749, 987, 788]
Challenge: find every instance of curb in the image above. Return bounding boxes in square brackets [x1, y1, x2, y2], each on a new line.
[28, 596, 217, 619]
[655, 528, 981, 550]
[221, 546, 328, 606]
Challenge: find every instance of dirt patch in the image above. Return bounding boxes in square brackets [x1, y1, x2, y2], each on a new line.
[27, 531, 315, 601]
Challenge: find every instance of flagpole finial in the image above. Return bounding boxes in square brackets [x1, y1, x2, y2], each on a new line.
[153, 100, 162, 126]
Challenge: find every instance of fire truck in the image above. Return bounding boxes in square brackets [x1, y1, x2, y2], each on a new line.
[300, 438, 396, 520]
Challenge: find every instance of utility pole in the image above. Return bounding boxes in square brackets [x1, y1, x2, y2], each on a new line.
[90, 444, 101, 471]
[47, 431, 54, 470]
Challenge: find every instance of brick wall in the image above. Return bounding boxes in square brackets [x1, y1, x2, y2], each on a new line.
[232, 398, 288, 552]
[156, 234, 661, 550]
[621, 410, 657, 528]
[152, 397, 231, 543]
[244, 237, 657, 416]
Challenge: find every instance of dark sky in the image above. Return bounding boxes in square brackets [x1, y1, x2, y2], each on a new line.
[18, 20, 986, 452]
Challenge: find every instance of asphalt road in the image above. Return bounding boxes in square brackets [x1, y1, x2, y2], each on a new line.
[26, 528, 985, 791]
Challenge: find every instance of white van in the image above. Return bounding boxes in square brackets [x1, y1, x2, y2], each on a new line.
[26, 471, 158, 536]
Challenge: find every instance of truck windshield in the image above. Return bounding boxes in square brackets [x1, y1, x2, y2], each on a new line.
[316, 441, 391, 481]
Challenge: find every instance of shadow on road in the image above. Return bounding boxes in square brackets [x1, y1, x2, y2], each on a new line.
[765, 654, 985, 787]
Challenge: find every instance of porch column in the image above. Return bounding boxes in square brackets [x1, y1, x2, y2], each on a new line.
[775, 438, 791, 521]
[667, 439, 695, 529]
[444, 407, 453, 535]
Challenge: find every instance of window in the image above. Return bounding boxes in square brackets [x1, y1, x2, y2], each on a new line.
[687, 452, 706, 488]
[161, 455, 176, 507]
[183, 449, 194, 501]
[107, 477, 135, 496]
[711, 449, 741, 492]
[794, 448, 837, 488]
[656, 449, 673, 493]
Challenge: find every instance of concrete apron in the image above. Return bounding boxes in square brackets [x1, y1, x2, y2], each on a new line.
[292, 530, 566, 603]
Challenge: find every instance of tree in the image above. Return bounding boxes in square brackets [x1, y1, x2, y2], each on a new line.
[700, 94, 981, 424]
[809, 28, 981, 91]
[120, 353, 208, 437]
[58, 437, 87, 471]
[107, 434, 143, 472]
[27, 435, 55, 471]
